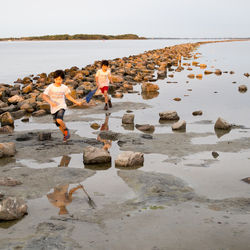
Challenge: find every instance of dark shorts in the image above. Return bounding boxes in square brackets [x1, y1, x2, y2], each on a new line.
[52, 109, 65, 121]
[100, 86, 109, 94]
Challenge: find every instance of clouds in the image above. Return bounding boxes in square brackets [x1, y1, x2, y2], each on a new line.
[0, 0, 249, 38]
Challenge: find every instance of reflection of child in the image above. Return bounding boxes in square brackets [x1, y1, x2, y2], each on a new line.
[95, 60, 113, 110]
[42, 70, 82, 142]
[47, 184, 82, 215]
[97, 113, 112, 151]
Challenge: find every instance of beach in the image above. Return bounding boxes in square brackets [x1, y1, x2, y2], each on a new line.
[0, 39, 250, 250]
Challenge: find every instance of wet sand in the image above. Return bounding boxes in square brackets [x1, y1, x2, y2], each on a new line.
[0, 40, 250, 250]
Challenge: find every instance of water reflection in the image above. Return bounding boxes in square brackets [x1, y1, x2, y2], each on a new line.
[141, 91, 159, 100]
[47, 184, 82, 215]
[58, 155, 71, 167]
[214, 128, 231, 138]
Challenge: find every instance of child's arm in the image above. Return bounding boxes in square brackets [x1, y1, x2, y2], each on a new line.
[108, 71, 113, 84]
[42, 94, 58, 107]
[95, 75, 99, 88]
[65, 93, 82, 106]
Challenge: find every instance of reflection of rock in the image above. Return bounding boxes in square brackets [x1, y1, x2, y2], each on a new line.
[196, 74, 203, 79]
[0, 197, 27, 221]
[0, 142, 16, 158]
[238, 85, 247, 93]
[0, 177, 22, 186]
[141, 82, 159, 92]
[90, 123, 100, 130]
[214, 128, 231, 138]
[214, 117, 232, 130]
[159, 111, 179, 121]
[0, 125, 14, 134]
[141, 91, 159, 100]
[135, 124, 155, 133]
[172, 120, 186, 131]
[38, 132, 51, 141]
[84, 163, 111, 171]
[122, 114, 134, 124]
[58, 155, 71, 167]
[122, 124, 134, 131]
[115, 151, 144, 168]
[83, 146, 111, 164]
[118, 170, 195, 204]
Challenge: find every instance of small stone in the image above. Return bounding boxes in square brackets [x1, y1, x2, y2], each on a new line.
[83, 146, 111, 164]
[0, 142, 16, 158]
[172, 120, 186, 131]
[122, 114, 135, 124]
[192, 110, 203, 116]
[204, 70, 213, 75]
[244, 73, 250, 77]
[238, 85, 247, 93]
[214, 117, 232, 130]
[212, 151, 219, 158]
[135, 124, 155, 133]
[21, 118, 29, 123]
[90, 123, 100, 130]
[32, 110, 47, 117]
[200, 64, 207, 69]
[187, 74, 195, 79]
[242, 177, 250, 184]
[214, 69, 222, 75]
[196, 74, 203, 79]
[0, 112, 14, 127]
[173, 97, 181, 101]
[159, 111, 179, 121]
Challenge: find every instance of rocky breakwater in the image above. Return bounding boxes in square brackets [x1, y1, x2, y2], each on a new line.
[0, 42, 200, 127]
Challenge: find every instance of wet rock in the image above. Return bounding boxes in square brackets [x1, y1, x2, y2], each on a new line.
[187, 74, 195, 79]
[212, 151, 219, 158]
[196, 74, 203, 79]
[22, 84, 33, 94]
[159, 111, 179, 121]
[38, 132, 51, 141]
[0, 177, 22, 186]
[0, 101, 8, 109]
[238, 85, 247, 93]
[230, 71, 235, 74]
[122, 114, 135, 124]
[141, 82, 159, 92]
[0, 197, 27, 221]
[0, 125, 14, 134]
[204, 70, 213, 75]
[90, 123, 100, 130]
[173, 97, 181, 101]
[135, 124, 155, 133]
[11, 110, 26, 119]
[0, 112, 14, 127]
[192, 110, 203, 116]
[192, 61, 199, 66]
[0, 104, 17, 115]
[8, 95, 24, 104]
[21, 117, 29, 123]
[111, 75, 124, 83]
[83, 146, 111, 164]
[157, 70, 166, 79]
[172, 120, 186, 131]
[32, 110, 47, 117]
[244, 73, 250, 77]
[242, 177, 250, 184]
[214, 69, 222, 75]
[20, 103, 34, 113]
[199, 64, 207, 69]
[115, 151, 144, 168]
[214, 117, 232, 130]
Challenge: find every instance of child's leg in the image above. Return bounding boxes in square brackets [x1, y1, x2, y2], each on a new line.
[103, 90, 108, 104]
[56, 118, 66, 135]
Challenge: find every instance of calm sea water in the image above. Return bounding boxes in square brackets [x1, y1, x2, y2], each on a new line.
[0, 39, 201, 84]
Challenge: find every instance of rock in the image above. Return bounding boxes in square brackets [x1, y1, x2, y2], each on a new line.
[214, 69, 222, 75]
[8, 95, 24, 104]
[199, 64, 207, 69]
[157, 70, 167, 79]
[0, 197, 27, 221]
[159, 111, 179, 121]
[242, 177, 250, 184]
[141, 82, 159, 92]
[112, 92, 124, 98]
[244, 73, 250, 78]
[32, 110, 47, 117]
[172, 120, 186, 131]
[192, 110, 203, 116]
[21, 118, 29, 123]
[22, 84, 33, 94]
[0, 142, 16, 158]
[0, 125, 14, 134]
[83, 146, 111, 164]
[238, 85, 247, 93]
[187, 74, 195, 79]
[11, 110, 26, 119]
[90, 123, 100, 130]
[20, 103, 34, 113]
[0, 177, 22, 186]
[38, 132, 51, 141]
[168, 74, 174, 78]
[173, 97, 181, 101]
[214, 117, 232, 130]
[230, 71, 235, 74]
[115, 151, 144, 168]
[204, 70, 213, 75]
[192, 61, 199, 66]
[22, 77, 32, 84]
[111, 75, 124, 83]
[196, 74, 203, 79]
[122, 114, 135, 124]
[0, 112, 14, 127]
[187, 67, 193, 71]
[0, 104, 17, 115]
[135, 124, 155, 133]
[212, 151, 219, 159]
[0, 101, 8, 109]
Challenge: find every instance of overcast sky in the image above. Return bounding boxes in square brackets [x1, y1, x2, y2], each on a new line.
[0, 0, 249, 38]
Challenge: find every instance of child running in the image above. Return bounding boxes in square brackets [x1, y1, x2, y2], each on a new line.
[42, 70, 82, 142]
[95, 60, 113, 110]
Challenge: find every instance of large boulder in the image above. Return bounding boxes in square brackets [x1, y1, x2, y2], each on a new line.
[141, 82, 159, 92]
[159, 111, 179, 121]
[115, 151, 144, 168]
[122, 114, 135, 124]
[0, 197, 28, 221]
[214, 117, 232, 130]
[0, 112, 14, 127]
[0, 142, 16, 158]
[8, 95, 24, 104]
[83, 146, 111, 164]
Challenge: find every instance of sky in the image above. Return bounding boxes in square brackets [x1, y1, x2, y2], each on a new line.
[0, 0, 249, 38]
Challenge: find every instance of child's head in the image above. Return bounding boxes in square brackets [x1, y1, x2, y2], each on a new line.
[101, 60, 109, 72]
[54, 70, 65, 85]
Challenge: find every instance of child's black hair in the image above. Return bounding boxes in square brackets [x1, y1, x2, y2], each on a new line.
[101, 60, 109, 67]
[54, 70, 65, 79]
